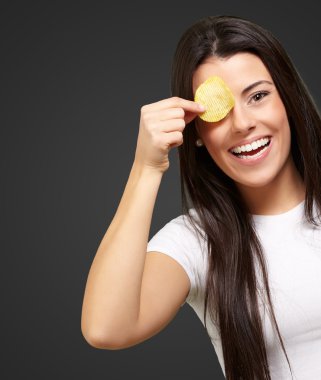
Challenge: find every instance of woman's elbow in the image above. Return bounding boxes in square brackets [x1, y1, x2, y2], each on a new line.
[81, 321, 135, 350]
[81, 326, 122, 350]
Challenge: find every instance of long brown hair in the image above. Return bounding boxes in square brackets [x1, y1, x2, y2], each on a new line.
[171, 15, 321, 379]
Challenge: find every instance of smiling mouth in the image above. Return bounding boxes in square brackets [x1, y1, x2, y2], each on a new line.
[229, 137, 271, 158]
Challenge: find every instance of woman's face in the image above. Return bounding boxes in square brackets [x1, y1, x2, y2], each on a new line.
[193, 52, 293, 190]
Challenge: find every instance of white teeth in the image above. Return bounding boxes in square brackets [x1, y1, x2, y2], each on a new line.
[231, 137, 270, 154]
[237, 145, 269, 159]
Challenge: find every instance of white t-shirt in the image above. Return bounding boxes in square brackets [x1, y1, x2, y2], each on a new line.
[146, 200, 321, 379]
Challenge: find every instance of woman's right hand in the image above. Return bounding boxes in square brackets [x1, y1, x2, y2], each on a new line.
[133, 96, 205, 174]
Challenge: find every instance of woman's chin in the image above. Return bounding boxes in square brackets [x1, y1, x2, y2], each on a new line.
[233, 175, 274, 189]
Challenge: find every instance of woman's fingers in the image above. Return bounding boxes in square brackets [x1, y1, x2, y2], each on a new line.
[134, 96, 205, 173]
[159, 118, 186, 133]
[145, 99, 205, 127]
[158, 107, 186, 121]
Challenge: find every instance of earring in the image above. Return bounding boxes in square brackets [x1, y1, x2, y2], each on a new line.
[195, 138, 203, 147]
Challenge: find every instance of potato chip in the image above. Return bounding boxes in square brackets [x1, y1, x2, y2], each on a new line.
[194, 76, 235, 122]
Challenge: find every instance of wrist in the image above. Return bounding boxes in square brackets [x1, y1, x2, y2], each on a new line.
[131, 161, 166, 178]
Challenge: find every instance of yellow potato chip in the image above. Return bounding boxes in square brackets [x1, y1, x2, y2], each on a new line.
[194, 76, 235, 122]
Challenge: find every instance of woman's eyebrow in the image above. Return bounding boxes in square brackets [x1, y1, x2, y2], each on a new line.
[241, 80, 273, 95]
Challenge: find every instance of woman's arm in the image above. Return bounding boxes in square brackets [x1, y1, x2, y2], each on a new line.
[81, 97, 204, 349]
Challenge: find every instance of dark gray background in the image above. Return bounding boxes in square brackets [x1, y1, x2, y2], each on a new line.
[2, 0, 320, 379]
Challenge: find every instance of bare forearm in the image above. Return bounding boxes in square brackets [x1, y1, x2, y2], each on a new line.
[81, 162, 163, 344]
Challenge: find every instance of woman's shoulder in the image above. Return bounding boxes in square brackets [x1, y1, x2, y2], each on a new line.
[148, 207, 206, 250]
[168, 208, 205, 235]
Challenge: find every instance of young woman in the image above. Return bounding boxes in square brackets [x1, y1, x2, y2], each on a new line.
[81, 15, 321, 379]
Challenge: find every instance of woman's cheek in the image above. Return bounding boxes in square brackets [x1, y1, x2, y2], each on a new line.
[205, 140, 224, 165]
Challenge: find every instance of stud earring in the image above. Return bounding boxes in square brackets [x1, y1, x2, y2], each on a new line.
[195, 138, 203, 147]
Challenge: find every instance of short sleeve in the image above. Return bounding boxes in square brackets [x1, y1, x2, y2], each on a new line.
[146, 211, 208, 305]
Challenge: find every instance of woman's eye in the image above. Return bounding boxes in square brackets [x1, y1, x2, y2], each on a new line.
[249, 91, 269, 103]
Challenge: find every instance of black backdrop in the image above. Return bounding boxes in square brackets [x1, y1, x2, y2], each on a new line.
[2, 1, 320, 379]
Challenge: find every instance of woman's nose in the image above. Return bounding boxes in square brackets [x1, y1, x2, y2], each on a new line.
[230, 103, 256, 133]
